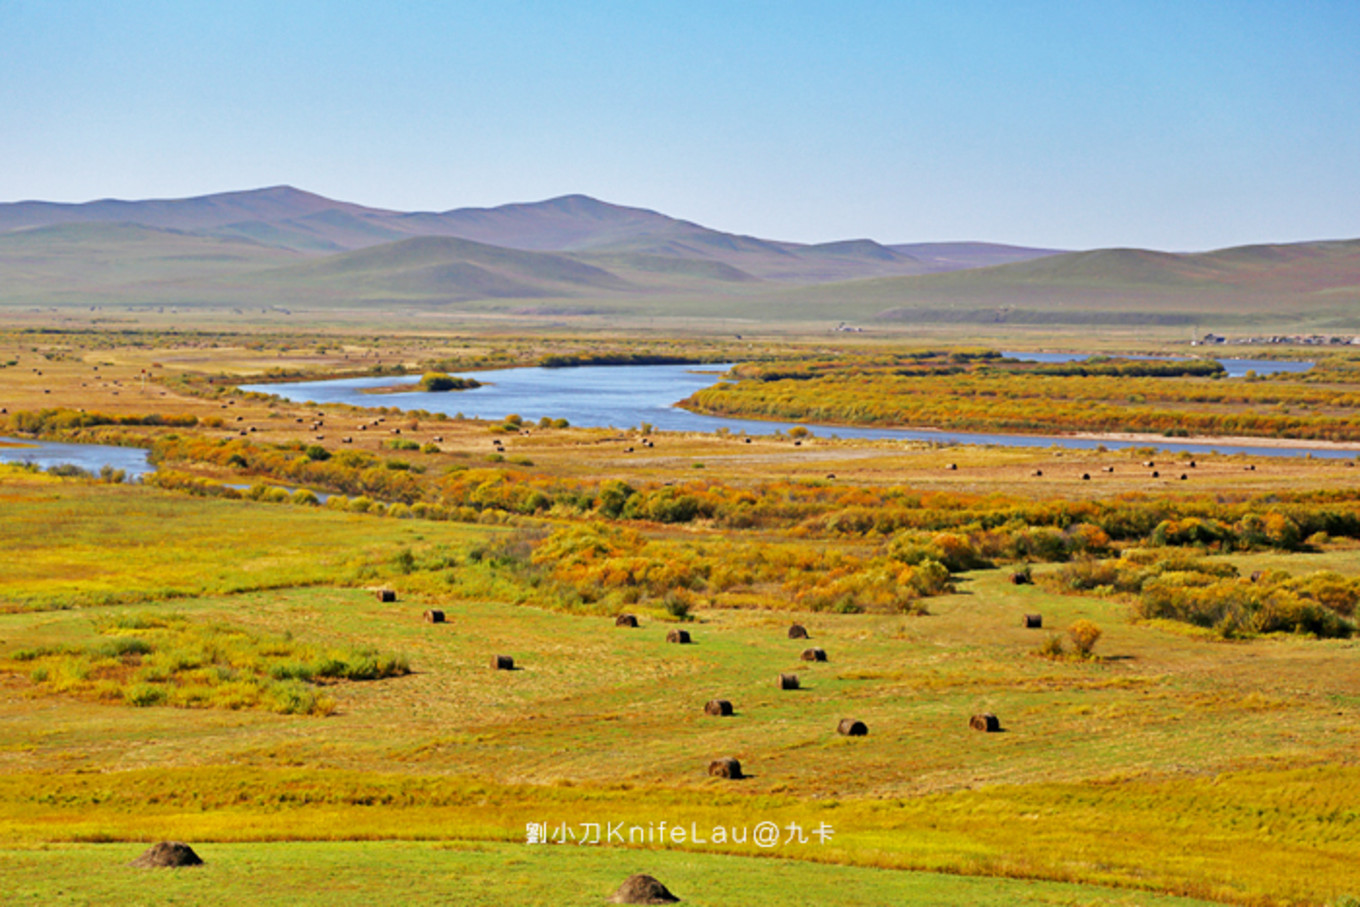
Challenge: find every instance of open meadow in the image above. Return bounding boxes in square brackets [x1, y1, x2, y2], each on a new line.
[4, 328, 1360, 905]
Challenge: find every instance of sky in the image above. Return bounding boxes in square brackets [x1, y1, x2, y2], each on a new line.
[1, 1, 1358, 250]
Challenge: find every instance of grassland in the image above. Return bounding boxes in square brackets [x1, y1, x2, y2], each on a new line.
[6, 329, 1360, 904]
[0, 841, 1226, 907]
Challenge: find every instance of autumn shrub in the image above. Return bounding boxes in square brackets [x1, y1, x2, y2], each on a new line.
[1068, 620, 1103, 657]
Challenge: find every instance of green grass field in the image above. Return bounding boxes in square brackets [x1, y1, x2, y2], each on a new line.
[5, 468, 1360, 903]
[0, 841, 1226, 907]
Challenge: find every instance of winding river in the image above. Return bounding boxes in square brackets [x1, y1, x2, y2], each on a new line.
[2, 354, 1349, 475]
[239, 356, 1356, 460]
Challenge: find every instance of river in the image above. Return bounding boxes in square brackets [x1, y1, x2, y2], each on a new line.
[3, 355, 1347, 475]
[236, 357, 1357, 460]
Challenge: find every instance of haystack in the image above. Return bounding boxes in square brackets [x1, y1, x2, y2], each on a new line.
[777, 673, 800, 690]
[666, 629, 691, 644]
[376, 588, 396, 603]
[492, 654, 514, 670]
[970, 713, 1001, 732]
[423, 609, 445, 623]
[616, 614, 639, 628]
[1022, 613, 1043, 628]
[704, 699, 733, 716]
[801, 647, 827, 662]
[707, 757, 743, 779]
[1010, 572, 1032, 585]
[130, 841, 203, 868]
[787, 624, 809, 639]
[610, 873, 681, 904]
[837, 719, 868, 736]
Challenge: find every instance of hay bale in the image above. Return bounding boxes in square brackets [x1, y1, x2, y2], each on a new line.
[946, 463, 958, 470]
[704, 699, 733, 716]
[793, 439, 802, 446]
[1103, 466, 1115, 473]
[1031, 469, 1043, 476]
[1151, 470, 1160, 478]
[1180, 473, 1188, 480]
[615, 614, 639, 628]
[423, 609, 445, 623]
[744, 437, 751, 443]
[1144, 460, 1155, 467]
[777, 673, 800, 690]
[707, 757, 743, 779]
[837, 719, 868, 736]
[1022, 613, 1043, 628]
[1188, 460, 1197, 468]
[666, 629, 691, 644]
[825, 473, 836, 479]
[801, 647, 827, 662]
[1246, 464, 1257, 471]
[610, 873, 681, 904]
[970, 713, 1001, 732]
[1010, 572, 1032, 585]
[376, 589, 396, 603]
[492, 654, 514, 670]
[787, 624, 809, 639]
[130, 841, 203, 868]
[1080, 473, 1090, 480]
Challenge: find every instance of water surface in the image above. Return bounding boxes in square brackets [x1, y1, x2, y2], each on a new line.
[241, 361, 1357, 460]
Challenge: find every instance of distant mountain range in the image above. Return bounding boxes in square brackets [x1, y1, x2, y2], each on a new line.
[0, 186, 1356, 326]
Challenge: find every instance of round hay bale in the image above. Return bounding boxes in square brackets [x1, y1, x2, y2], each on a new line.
[1022, 613, 1043, 628]
[837, 718, 868, 736]
[970, 713, 1001, 732]
[615, 614, 639, 628]
[825, 473, 836, 479]
[1103, 466, 1115, 473]
[1151, 470, 1160, 478]
[777, 673, 800, 690]
[130, 841, 203, 868]
[707, 757, 743, 779]
[1180, 473, 1189, 480]
[1246, 464, 1257, 471]
[423, 609, 445, 624]
[1189, 460, 1197, 468]
[1010, 572, 1032, 585]
[1031, 469, 1043, 476]
[744, 437, 751, 443]
[610, 874, 680, 905]
[1144, 460, 1155, 467]
[946, 463, 958, 471]
[704, 699, 733, 716]
[800, 647, 827, 662]
[666, 629, 691, 644]
[376, 589, 396, 603]
[492, 654, 515, 670]
[787, 624, 809, 639]
[1080, 473, 1090, 480]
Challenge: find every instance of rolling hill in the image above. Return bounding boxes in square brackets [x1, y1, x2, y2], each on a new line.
[0, 186, 1355, 327]
[0, 187, 1061, 283]
[761, 239, 1360, 326]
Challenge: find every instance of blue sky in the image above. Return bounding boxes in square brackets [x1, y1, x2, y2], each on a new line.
[1, 1, 1357, 249]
